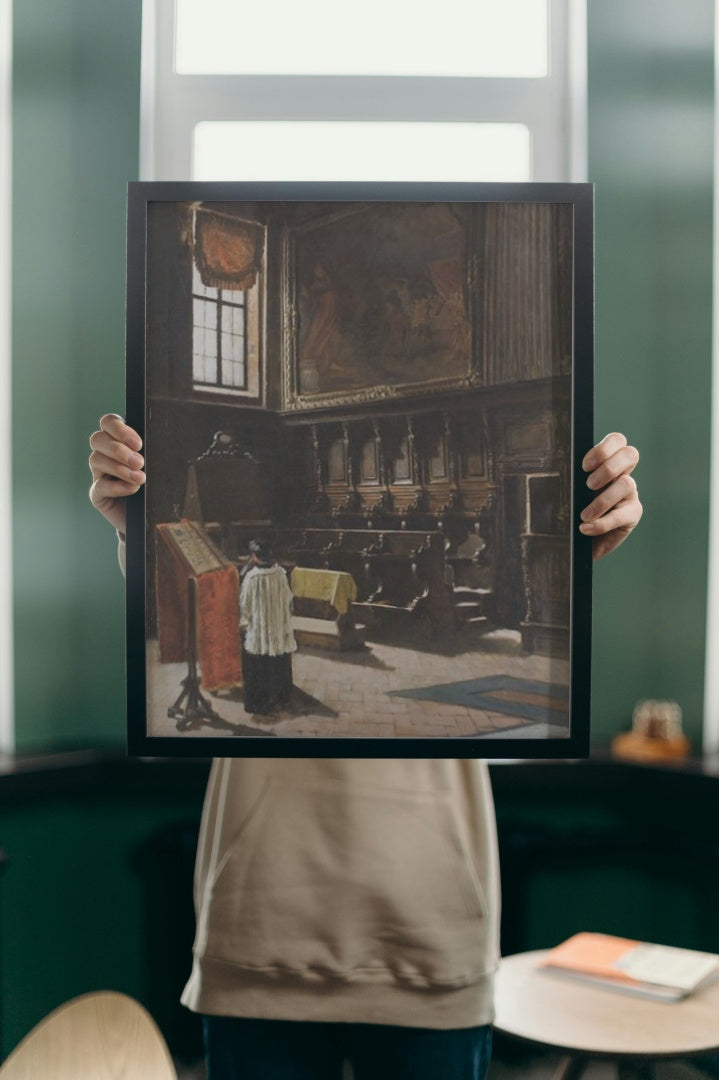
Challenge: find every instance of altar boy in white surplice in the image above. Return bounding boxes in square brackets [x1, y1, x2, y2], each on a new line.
[240, 538, 297, 716]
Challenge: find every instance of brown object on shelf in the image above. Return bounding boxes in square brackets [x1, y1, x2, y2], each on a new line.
[156, 521, 242, 691]
[611, 699, 690, 762]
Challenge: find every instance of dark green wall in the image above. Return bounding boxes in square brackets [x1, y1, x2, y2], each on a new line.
[12, 0, 142, 752]
[5, 4, 717, 1060]
[1, 760, 716, 1060]
[11, 1, 715, 754]
[11, 1, 715, 753]
[587, 1, 714, 749]
[0, 799, 193, 1055]
[0, 770, 207, 1059]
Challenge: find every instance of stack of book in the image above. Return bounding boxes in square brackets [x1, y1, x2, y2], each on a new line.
[540, 932, 719, 1002]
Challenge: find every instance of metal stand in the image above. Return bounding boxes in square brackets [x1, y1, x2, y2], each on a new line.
[168, 576, 224, 731]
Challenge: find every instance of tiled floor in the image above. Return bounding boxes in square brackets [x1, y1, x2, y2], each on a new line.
[147, 624, 570, 742]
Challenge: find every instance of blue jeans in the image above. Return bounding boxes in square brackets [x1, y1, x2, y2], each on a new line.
[204, 1016, 493, 1080]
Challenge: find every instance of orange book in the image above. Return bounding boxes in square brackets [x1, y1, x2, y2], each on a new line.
[540, 932, 719, 1002]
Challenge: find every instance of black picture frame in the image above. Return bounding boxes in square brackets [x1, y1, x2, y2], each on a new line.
[126, 181, 593, 758]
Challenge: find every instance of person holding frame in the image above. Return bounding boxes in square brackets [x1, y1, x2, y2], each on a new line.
[89, 416, 641, 1080]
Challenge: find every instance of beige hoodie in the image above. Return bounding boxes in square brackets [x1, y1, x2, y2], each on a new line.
[121, 539, 501, 1029]
[181, 755, 501, 1029]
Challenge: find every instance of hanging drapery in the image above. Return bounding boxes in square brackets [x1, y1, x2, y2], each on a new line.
[194, 207, 264, 291]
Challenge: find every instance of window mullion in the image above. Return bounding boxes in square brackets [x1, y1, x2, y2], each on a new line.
[161, 75, 562, 123]
[215, 293, 223, 387]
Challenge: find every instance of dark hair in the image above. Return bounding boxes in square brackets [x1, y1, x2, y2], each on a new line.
[248, 538, 272, 563]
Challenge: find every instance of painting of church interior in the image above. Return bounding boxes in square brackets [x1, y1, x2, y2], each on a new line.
[144, 198, 575, 741]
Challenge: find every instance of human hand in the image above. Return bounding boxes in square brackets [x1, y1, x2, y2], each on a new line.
[88, 414, 145, 536]
[580, 433, 642, 560]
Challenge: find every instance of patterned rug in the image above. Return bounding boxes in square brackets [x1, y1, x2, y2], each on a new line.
[389, 674, 570, 727]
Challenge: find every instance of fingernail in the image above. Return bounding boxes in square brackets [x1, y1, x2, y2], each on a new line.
[129, 453, 144, 468]
[130, 471, 146, 484]
[586, 474, 599, 489]
[579, 522, 597, 533]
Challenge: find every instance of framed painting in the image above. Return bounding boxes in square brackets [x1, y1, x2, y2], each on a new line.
[126, 181, 593, 758]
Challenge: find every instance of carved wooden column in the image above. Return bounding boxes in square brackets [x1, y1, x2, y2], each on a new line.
[343, 422, 353, 488]
[446, 413, 462, 492]
[554, 407, 571, 531]
[404, 416, 428, 520]
[371, 419, 393, 515]
[334, 421, 361, 516]
[310, 424, 329, 511]
[439, 413, 463, 536]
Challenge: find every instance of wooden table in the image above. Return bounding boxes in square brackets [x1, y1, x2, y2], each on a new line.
[0, 991, 177, 1079]
[494, 949, 719, 1079]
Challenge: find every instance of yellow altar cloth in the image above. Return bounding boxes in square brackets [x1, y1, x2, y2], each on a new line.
[290, 567, 358, 615]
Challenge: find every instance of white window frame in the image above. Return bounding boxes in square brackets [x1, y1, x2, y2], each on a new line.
[703, 5, 719, 754]
[141, 0, 587, 184]
[0, 0, 13, 752]
[191, 265, 262, 400]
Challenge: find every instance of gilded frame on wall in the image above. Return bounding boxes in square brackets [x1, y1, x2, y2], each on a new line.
[283, 202, 481, 410]
[126, 181, 594, 759]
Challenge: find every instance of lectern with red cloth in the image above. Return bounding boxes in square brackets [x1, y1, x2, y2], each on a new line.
[156, 521, 242, 691]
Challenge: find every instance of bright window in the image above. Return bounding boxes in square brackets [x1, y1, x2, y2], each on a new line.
[141, 0, 586, 183]
[192, 263, 248, 391]
[193, 121, 532, 182]
[175, 0, 549, 78]
[190, 259, 262, 398]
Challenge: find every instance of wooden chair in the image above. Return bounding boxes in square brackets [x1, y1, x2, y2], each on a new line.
[0, 991, 178, 1079]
